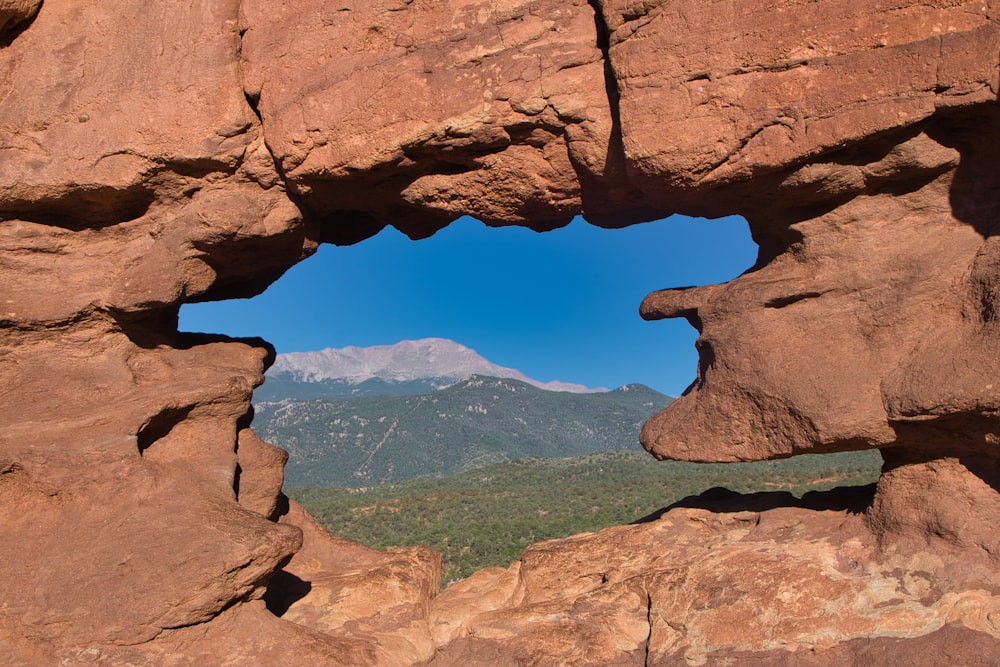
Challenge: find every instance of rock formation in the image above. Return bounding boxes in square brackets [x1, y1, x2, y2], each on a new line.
[0, 0, 997, 664]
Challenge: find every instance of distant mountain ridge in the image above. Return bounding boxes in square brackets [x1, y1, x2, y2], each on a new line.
[254, 374, 672, 487]
[260, 338, 603, 401]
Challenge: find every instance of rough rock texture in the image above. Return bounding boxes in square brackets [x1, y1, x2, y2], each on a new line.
[427, 487, 1000, 665]
[239, 0, 650, 239]
[0, 0, 40, 40]
[605, 0, 998, 200]
[269, 499, 442, 666]
[1, 0, 999, 664]
[641, 145, 979, 461]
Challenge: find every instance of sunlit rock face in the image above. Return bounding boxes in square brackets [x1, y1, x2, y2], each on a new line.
[0, 0, 998, 664]
[239, 0, 651, 239]
[639, 129, 997, 463]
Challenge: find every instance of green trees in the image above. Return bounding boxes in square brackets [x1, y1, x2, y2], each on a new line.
[257, 377, 673, 487]
[290, 450, 882, 586]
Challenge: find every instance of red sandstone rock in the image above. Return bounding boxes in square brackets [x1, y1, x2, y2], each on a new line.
[240, 0, 646, 236]
[428, 488, 1000, 665]
[637, 112, 1000, 470]
[236, 429, 289, 520]
[93, 601, 380, 667]
[0, 0, 999, 663]
[0, 328, 301, 651]
[270, 499, 442, 666]
[599, 0, 999, 206]
[641, 161, 975, 461]
[0, 1, 254, 221]
[0, 0, 40, 38]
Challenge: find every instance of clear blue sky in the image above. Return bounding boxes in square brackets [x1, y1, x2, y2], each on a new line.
[179, 215, 756, 396]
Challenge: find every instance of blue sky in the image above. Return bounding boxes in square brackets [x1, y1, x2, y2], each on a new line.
[179, 215, 757, 396]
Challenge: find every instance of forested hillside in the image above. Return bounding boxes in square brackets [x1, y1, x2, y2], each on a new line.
[290, 449, 883, 584]
[255, 375, 671, 486]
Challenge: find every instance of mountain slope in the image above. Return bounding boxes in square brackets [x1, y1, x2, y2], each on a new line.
[257, 338, 601, 401]
[253, 375, 672, 486]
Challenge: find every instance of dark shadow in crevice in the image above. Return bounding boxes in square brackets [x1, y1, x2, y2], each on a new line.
[572, 0, 663, 228]
[236, 408, 254, 433]
[110, 306, 277, 371]
[691, 337, 715, 392]
[318, 209, 390, 246]
[137, 405, 195, 455]
[589, 0, 620, 156]
[174, 333, 276, 367]
[265, 491, 291, 524]
[632, 483, 877, 523]
[0, 1, 42, 48]
[107, 307, 182, 349]
[263, 569, 313, 617]
[232, 462, 243, 500]
[270, 492, 291, 521]
[883, 420, 1000, 495]
[764, 291, 825, 309]
[187, 251, 304, 305]
[0, 183, 156, 231]
[928, 104, 1000, 239]
[244, 91, 263, 125]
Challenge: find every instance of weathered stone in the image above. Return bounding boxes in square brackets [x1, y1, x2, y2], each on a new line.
[640, 160, 974, 461]
[428, 487, 1000, 665]
[0, 326, 301, 651]
[268, 499, 442, 666]
[0, 1, 254, 222]
[0, 0, 40, 39]
[638, 109, 1000, 468]
[1, 0, 999, 663]
[236, 428, 289, 519]
[599, 0, 998, 209]
[239, 0, 648, 236]
[91, 601, 380, 667]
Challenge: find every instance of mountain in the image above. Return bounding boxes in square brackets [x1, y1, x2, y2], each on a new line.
[254, 375, 673, 487]
[255, 338, 602, 401]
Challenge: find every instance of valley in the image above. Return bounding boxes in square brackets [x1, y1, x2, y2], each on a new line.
[259, 340, 882, 585]
[290, 450, 883, 584]
[255, 373, 670, 486]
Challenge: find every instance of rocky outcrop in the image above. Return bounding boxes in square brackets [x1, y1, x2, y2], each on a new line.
[239, 0, 644, 238]
[0, 0, 40, 40]
[428, 486, 1000, 665]
[0, 0, 998, 664]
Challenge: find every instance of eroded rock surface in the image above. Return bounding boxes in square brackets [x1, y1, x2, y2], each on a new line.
[1, 0, 998, 664]
[240, 0, 635, 237]
[428, 487, 1000, 665]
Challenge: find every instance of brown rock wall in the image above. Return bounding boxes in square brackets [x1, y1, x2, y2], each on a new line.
[0, 1, 253, 221]
[0, 0, 998, 663]
[0, 325, 300, 647]
[641, 164, 975, 460]
[428, 488, 1000, 665]
[239, 0, 643, 237]
[269, 499, 442, 666]
[600, 0, 999, 206]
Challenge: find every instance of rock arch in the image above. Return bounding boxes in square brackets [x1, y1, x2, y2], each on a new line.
[1, 0, 998, 663]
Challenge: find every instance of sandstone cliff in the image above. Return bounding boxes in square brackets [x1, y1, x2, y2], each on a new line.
[1, 0, 998, 664]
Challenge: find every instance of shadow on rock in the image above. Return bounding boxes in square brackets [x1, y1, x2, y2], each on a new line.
[633, 483, 877, 523]
[263, 570, 313, 618]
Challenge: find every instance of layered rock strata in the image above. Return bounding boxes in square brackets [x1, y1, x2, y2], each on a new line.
[0, 0, 998, 664]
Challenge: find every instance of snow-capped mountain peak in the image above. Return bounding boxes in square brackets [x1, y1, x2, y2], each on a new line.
[268, 338, 602, 393]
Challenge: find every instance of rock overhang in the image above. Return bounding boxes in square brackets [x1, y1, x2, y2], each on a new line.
[1, 0, 999, 663]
